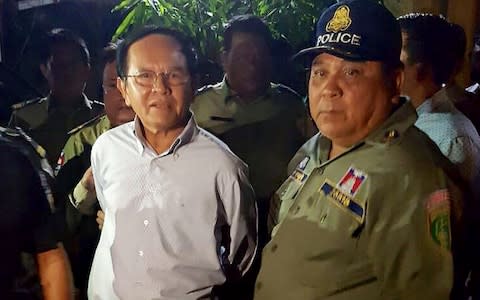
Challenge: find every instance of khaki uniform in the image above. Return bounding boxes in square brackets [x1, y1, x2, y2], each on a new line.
[192, 79, 309, 200]
[9, 94, 104, 165]
[55, 114, 110, 299]
[255, 101, 461, 300]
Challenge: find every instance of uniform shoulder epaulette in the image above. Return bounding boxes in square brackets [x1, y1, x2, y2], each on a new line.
[274, 83, 301, 98]
[195, 84, 216, 97]
[67, 113, 106, 135]
[91, 99, 105, 107]
[10, 97, 43, 110]
[0, 126, 21, 137]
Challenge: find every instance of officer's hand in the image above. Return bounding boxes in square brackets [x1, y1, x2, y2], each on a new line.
[96, 210, 104, 230]
[81, 167, 95, 192]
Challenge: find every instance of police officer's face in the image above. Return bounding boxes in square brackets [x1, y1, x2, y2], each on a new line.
[41, 42, 89, 98]
[223, 32, 271, 99]
[309, 53, 399, 147]
[117, 34, 194, 134]
[103, 61, 135, 127]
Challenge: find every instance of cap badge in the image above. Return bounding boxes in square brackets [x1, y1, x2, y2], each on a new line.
[326, 5, 352, 33]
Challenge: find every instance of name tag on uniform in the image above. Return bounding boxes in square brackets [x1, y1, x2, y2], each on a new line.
[320, 180, 365, 223]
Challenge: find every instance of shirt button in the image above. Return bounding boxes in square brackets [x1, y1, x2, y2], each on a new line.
[256, 281, 263, 290]
[144, 220, 149, 226]
[138, 250, 144, 257]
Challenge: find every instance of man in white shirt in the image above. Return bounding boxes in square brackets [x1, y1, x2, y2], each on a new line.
[88, 26, 257, 300]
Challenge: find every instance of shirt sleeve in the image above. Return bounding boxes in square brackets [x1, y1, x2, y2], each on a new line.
[441, 136, 480, 188]
[365, 170, 454, 299]
[219, 162, 258, 277]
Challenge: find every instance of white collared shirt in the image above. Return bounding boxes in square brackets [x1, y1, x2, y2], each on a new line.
[88, 116, 257, 300]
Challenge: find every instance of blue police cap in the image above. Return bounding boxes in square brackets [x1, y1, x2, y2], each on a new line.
[295, 0, 401, 62]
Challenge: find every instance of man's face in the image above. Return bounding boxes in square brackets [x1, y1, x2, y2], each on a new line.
[223, 32, 271, 99]
[117, 34, 194, 134]
[309, 53, 397, 147]
[41, 42, 89, 98]
[399, 32, 417, 100]
[103, 61, 135, 127]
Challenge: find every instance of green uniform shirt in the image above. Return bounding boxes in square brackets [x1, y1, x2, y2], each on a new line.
[56, 114, 111, 220]
[192, 79, 308, 200]
[9, 94, 104, 165]
[255, 101, 459, 300]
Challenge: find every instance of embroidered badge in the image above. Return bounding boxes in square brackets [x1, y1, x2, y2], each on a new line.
[337, 167, 367, 197]
[326, 5, 352, 33]
[426, 190, 451, 250]
[297, 156, 310, 171]
[320, 180, 365, 222]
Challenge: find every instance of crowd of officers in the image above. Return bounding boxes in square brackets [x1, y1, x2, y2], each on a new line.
[2, 0, 480, 299]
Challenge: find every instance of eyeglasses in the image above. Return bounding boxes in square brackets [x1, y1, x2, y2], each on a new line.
[124, 70, 189, 88]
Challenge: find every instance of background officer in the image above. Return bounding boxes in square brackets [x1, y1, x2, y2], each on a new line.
[255, 1, 466, 299]
[9, 28, 104, 165]
[0, 126, 73, 300]
[55, 42, 135, 300]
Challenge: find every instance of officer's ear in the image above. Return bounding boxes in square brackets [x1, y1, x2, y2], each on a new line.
[117, 77, 130, 107]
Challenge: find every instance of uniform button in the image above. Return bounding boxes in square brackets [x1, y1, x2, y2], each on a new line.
[144, 220, 149, 226]
[271, 244, 278, 252]
[256, 281, 263, 290]
[138, 250, 144, 257]
[317, 168, 324, 175]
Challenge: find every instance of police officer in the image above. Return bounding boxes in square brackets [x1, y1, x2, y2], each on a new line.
[0, 126, 73, 300]
[9, 28, 103, 165]
[54, 42, 135, 300]
[192, 14, 312, 247]
[254, 1, 465, 299]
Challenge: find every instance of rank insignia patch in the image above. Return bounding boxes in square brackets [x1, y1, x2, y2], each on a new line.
[337, 167, 367, 197]
[320, 180, 365, 222]
[426, 189, 451, 250]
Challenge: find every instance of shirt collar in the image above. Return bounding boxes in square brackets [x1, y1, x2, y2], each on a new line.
[132, 112, 197, 156]
[221, 76, 273, 103]
[46, 93, 91, 111]
[417, 87, 456, 115]
[316, 98, 417, 164]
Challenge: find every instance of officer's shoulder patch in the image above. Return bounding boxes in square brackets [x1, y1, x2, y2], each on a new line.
[426, 189, 451, 251]
[320, 179, 365, 223]
[67, 113, 105, 135]
[10, 97, 42, 110]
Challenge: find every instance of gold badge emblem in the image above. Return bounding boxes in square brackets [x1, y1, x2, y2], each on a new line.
[326, 5, 352, 33]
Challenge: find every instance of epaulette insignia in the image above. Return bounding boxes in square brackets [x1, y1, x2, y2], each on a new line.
[67, 114, 105, 135]
[10, 97, 42, 110]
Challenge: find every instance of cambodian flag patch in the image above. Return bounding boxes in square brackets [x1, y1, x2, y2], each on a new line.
[337, 167, 367, 197]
